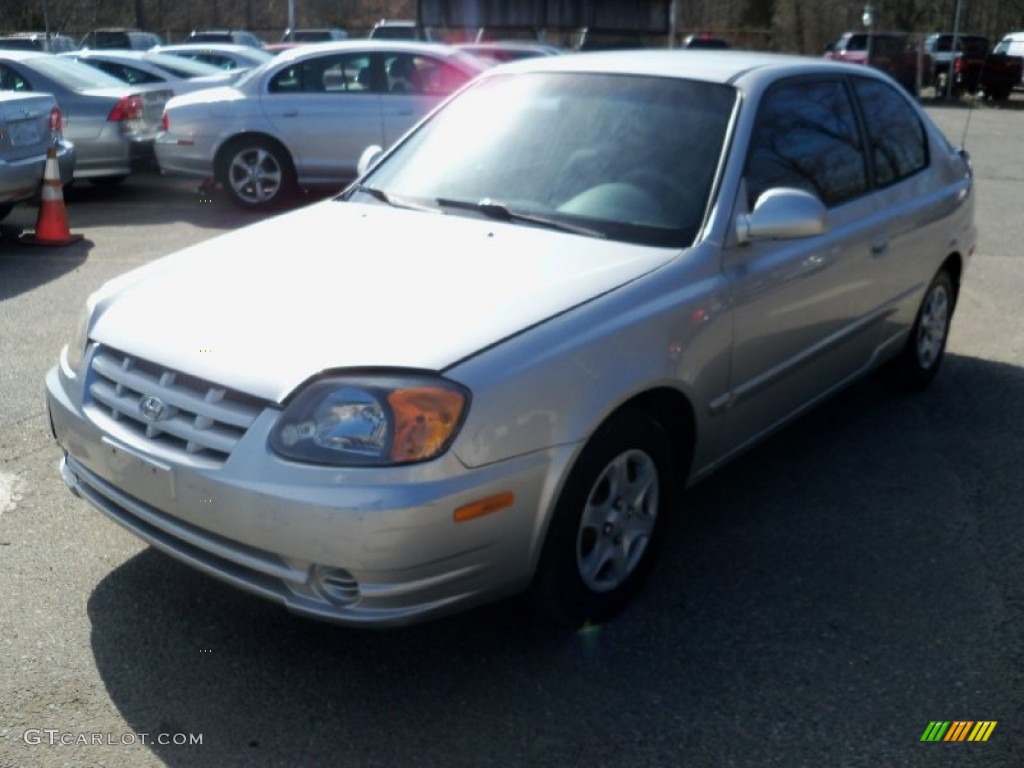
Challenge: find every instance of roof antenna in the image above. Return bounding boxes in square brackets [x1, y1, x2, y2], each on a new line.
[959, 95, 975, 149]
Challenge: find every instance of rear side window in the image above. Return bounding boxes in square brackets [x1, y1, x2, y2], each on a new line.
[851, 77, 927, 187]
[744, 78, 867, 208]
[90, 60, 163, 85]
[269, 54, 375, 93]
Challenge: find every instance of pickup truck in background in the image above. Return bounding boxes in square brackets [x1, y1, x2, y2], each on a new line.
[923, 33, 1024, 100]
[823, 32, 925, 93]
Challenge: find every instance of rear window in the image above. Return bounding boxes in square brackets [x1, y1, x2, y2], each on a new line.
[23, 55, 126, 90]
[143, 53, 222, 78]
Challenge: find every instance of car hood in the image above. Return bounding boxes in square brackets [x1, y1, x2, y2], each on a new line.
[89, 201, 679, 402]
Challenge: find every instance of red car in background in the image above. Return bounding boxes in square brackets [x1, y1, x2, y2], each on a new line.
[824, 32, 927, 93]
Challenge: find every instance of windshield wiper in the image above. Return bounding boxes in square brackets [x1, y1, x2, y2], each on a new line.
[436, 197, 606, 239]
[349, 184, 438, 213]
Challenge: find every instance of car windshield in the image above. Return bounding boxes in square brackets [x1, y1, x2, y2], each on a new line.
[25, 54, 127, 90]
[351, 72, 736, 247]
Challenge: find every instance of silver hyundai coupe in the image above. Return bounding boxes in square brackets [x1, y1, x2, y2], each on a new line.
[46, 50, 975, 628]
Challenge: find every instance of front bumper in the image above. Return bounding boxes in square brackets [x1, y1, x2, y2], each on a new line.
[154, 131, 218, 179]
[46, 357, 566, 627]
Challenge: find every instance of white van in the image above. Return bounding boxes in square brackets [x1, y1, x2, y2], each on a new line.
[994, 31, 1024, 83]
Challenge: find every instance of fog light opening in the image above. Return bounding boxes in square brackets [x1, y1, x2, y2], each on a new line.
[313, 566, 360, 605]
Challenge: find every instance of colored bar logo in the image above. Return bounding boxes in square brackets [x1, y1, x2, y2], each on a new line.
[920, 721, 997, 742]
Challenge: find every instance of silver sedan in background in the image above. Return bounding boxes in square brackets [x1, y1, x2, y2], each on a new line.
[148, 43, 274, 72]
[0, 90, 74, 219]
[61, 50, 243, 96]
[0, 50, 170, 186]
[154, 40, 486, 209]
[48, 51, 974, 628]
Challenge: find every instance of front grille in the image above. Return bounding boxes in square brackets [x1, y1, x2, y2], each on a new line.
[86, 346, 265, 462]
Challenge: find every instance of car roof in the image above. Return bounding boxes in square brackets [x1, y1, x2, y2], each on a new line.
[269, 39, 482, 65]
[0, 48, 47, 62]
[70, 49, 150, 59]
[155, 42, 265, 53]
[486, 48, 879, 86]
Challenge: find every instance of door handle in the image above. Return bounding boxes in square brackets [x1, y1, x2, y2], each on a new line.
[871, 240, 889, 256]
[280, 110, 299, 117]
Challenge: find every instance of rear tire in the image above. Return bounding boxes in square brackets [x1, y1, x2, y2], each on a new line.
[219, 137, 296, 211]
[528, 409, 673, 628]
[883, 268, 955, 391]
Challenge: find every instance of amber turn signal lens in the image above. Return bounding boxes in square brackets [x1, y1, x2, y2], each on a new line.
[453, 492, 515, 523]
[388, 387, 466, 462]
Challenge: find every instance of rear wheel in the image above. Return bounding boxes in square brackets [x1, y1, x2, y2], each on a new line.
[219, 137, 296, 211]
[884, 268, 955, 390]
[529, 409, 673, 627]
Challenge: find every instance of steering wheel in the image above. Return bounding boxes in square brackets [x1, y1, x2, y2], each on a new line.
[618, 168, 701, 228]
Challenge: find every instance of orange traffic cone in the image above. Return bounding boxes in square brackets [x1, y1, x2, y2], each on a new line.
[21, 147, 82, 247]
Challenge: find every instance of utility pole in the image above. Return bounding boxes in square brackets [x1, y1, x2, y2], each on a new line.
[947, 0, 964, 99]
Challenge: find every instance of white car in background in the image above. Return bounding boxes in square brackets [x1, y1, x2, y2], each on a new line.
[148, 43, 274, 71]
[154, 40, 486, 209]
[61, 50, 242, 96]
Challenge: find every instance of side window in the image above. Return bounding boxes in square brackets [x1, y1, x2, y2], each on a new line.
[94, 61, 162, 85]
[193, 54, 234, 70]
[382, 55, 469, 96]
[414, 57, 473, 95]
[269, 55, 376, 94]
[851, 77, 927, 187]
[0, 65, 30, 91]
[745, 78, 867, 208]
[384, 54, 419, 93]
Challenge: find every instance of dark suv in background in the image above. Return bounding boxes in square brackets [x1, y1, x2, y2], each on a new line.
[80, 28, 163, 50]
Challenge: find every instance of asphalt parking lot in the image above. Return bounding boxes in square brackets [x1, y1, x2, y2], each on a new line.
[1, 96, 1023, 767]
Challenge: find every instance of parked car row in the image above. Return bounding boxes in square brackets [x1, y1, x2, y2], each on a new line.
[824, 29, 1024, 98]
[0, 50, 169, 186]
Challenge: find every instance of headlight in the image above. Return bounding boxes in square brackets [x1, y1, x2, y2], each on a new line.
[64, 303, 92, 375]
[270, 375, 469, 466]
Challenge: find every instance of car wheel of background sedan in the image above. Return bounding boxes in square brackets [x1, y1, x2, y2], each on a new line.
[219, 138, 296, 211]
[528, 408, 673, 628]
[884, 268, 955, 391]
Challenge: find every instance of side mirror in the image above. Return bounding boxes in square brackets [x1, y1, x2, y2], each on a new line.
[735, 188, 827, 244]
[356, 145, 384, 177]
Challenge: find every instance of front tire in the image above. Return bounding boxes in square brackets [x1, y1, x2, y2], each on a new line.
[529, 409, 673, 627]
[884, 268, 955, 390]
[219, 138, 296, 211]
